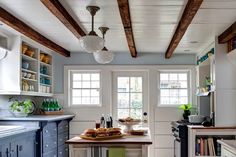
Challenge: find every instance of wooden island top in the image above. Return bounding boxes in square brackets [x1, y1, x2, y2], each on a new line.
[66, 134, 152, 145]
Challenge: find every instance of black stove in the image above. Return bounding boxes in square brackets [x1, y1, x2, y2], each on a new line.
[171, 121, 189, 157]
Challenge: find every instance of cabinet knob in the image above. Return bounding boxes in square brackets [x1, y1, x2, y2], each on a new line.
[54, 141, 57, 144]
[60, 138, 63, 141]
[45, 130, 48, 133]
[45, 145, 49, 148]
[59, 151, 62, 154]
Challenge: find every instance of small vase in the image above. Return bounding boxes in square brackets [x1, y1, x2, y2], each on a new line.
[183, 110, 191, 120]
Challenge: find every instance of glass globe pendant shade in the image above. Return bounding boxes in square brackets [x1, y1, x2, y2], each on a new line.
[93, 47, 114, 64]
[79, 6, 104, 53]
[79, 31, 104, 53]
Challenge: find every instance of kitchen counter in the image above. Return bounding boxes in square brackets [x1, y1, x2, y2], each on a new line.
[0, 114, 75, 122]
[66, 133, 152, 157]
[217, 140, 236, 154]
[187, 125, 236, 129]
[0, 126, 39, 139]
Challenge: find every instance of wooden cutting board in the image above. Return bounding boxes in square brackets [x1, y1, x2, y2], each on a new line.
[80, 134, 124, 140]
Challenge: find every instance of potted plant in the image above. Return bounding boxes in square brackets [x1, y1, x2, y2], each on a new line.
[10, 99, 33, 117]
[179, 104, 192, 120]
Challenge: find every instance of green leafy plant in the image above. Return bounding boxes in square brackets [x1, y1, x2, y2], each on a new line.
[179, 104, 192, 120]
[10, 99, 33, 114]
[179, 104, 192, 111]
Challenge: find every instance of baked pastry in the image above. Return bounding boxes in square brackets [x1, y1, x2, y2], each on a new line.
[84, 129, 96, 137]
[129, 130, 145, 136]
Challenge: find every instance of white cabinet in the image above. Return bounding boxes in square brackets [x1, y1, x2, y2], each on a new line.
[0, 36, 53, 96]
[221, 146, 236, 157]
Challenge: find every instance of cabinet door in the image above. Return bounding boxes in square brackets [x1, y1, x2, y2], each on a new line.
[0, 143, 10, 157]
[17, 134, 35, 157]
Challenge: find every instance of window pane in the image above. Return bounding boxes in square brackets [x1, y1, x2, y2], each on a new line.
[91, 97, 99, 104]
[179, 81, 187, 88]
[130, 77, 142, 92]
[91, 89, 99, 96]
[170, 89, 178, 96]
[130, 109, 142, 119]
[169, 81, 181, 88]
[169, 74, 177, 80]
[73, 74, 81, 81]
[160, 73, 168, 80]
[160, 89, 169, 96]
[91, 81, 100, 88]
[179, 97, 188, 104]
[131, 93, 142, 108]
[82, 89, 90, 97]
[118, 109, 129, 119]
[82, 81, 90, 88]
[179, 89, 188, 96]
[179, 74, 187, 80]
[170, 97, 178, 104]
[118, 77, 129, 92]
[73, 81, 81, 88]
[161, 97, 169, 104]
[81, 97, 90, 104]
[160, 81, 170, 88]
[82, 74, 90, 81]
[72, 97, 81, 105]
[117, 93, 129, 108]
[91, 74, 99, 80]
[73, 89, 81, 97]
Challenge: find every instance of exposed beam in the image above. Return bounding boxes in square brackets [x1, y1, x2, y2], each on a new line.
[165, 0, 203, 59]
[0, 6, 70, 57]
[218, 21, 236, 44]
[41, 0, 86, 39]
[117, 0, 137, 58]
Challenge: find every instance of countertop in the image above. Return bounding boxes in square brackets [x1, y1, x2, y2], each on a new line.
[0, 115, 75, 122]
[187, 125, 236, 129]
[217, 140, 236, 153]
[66, 134, 153, 145]
[0, 127, 39, 139]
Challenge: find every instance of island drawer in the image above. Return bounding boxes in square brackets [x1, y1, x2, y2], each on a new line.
[43, 122, 57, 138]
[58, 132, 69, 146]
[43, 135, 57, 153]
[58, 120, 69, 133]
[43, 149, 57, 157]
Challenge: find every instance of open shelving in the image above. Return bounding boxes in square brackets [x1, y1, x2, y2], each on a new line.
[20, 41, 53, 96]
[188, 126, 236, 157]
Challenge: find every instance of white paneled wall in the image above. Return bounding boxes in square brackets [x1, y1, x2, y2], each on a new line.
[154, 107, 182, 156]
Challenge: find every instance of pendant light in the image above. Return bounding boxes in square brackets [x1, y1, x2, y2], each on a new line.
[93, 27, 114, 64]
[79, 6, 104, 53]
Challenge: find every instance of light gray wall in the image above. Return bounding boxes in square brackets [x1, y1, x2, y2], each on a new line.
[53, 52, 196, 93]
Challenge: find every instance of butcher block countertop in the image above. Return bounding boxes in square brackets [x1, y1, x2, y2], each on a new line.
[66, 134, 152, 145]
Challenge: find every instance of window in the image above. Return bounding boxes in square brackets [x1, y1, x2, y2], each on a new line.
[70, 71, 101, 106]
[159, 71, 190, 106]
[113, 71, 148, 121]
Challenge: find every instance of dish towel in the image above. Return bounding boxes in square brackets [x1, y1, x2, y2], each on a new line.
[108, 147, 125, 157]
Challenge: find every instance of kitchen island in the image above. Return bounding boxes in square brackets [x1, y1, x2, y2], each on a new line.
[66, 133, 152, 157]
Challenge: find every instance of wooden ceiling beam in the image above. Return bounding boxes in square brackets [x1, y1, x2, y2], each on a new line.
[117, 0, 137, 58]
[0, 6, 70, 57]
[165, 0, 203, 59]
[218, 21, 236, 44]
[41, 0, 86, 39]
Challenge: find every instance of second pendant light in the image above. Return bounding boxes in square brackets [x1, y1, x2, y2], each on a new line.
[93, 27, 114, 64]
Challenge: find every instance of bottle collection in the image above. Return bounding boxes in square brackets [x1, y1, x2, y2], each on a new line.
[41, 99, 62, 112]
[99, 114, 113, 128]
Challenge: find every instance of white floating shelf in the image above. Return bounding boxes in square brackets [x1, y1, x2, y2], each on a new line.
[21, 68, 37, 74]
[22, 54, 37, 62]
[22, 77, 37, 82]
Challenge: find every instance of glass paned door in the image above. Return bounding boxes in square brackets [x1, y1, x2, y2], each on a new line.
[113, 71, 148, 125]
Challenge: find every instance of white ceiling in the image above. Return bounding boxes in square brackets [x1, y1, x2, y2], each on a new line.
[0, 0, 236, 55]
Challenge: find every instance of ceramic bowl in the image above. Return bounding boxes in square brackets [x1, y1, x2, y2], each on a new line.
[22, 62, 29, 69]
[189, 115, 205, 124]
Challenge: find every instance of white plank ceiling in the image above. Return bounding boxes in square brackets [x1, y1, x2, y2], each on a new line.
[0, 0, 236, 55]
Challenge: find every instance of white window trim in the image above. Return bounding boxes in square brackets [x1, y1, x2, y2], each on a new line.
[157, 68, 195, 107]
[69, 70, 101, 107]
